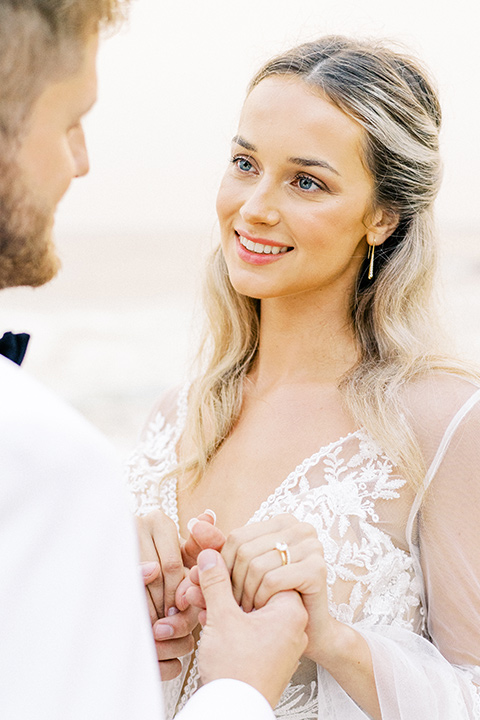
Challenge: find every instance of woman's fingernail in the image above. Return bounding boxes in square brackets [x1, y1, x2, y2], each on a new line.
[140, 561, 158, 577]
[167, 606, 179, 617]
[198, 549, 218, 572]
[204, 509, 217, 525]
[187, 517, 199, 534]
[154, 624, 174, 640]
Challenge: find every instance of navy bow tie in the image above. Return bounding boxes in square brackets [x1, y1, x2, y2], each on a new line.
[0, 331, 30, 366]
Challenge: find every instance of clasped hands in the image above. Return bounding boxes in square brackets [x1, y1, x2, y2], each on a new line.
[138, 510, 334, 695]
[138, 509, 226, 681]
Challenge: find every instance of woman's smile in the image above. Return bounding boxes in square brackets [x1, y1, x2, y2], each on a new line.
[216, 75, 377, 302]
[235, 229, 293, 265]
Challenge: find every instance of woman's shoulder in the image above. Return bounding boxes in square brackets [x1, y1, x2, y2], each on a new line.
[139, 383, 189, 441]
[403, 366, 478, 399]
[402, 370, 480, 419]
[401, 370, 480, 465]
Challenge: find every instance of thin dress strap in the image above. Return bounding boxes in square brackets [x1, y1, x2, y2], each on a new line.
[404, 387, 480, 617]
[406, 387, 480, 549]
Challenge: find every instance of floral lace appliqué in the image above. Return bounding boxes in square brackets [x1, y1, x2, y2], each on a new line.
[126, 403, 423, 719]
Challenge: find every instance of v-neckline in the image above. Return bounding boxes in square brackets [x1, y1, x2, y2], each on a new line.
[167, 388, 364, 531]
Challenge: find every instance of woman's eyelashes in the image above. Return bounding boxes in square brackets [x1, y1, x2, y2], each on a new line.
[230, 155, 256, 173]
[229, 155, 330, 194]
[292, 173, 329, 193]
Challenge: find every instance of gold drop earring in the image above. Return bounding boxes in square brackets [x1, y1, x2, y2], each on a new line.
[367, 241, 376, 281]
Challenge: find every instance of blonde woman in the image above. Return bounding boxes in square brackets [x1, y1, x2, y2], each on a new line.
[128, 37, 480, 719]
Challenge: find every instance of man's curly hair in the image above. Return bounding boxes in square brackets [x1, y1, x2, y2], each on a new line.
[29, 0, 130, 36]
[0, 0, 131, 140]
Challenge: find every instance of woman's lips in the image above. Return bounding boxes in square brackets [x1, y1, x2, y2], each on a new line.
[235, 232, 293, 265]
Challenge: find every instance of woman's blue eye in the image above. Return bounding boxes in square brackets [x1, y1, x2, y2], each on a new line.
[297, 176, 319, 191]
[236, 157, 253, 172]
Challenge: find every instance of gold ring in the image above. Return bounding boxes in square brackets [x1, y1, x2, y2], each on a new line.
[275, 541, 291, 566]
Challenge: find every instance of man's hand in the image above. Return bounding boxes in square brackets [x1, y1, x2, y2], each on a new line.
[194, 549, 308, 709]
[151, 605, 199, 680]
[140, 561, 199, 680]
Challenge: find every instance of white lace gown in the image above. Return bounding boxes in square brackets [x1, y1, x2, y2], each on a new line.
[126, 376, 480, 719]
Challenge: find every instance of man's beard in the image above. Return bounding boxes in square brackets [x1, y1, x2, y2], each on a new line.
[0, 155, 61, 290]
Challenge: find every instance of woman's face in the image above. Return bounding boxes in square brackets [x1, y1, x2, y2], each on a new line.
[216, 75, 378, 303]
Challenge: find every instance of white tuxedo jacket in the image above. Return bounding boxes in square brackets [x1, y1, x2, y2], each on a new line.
[0, 356, 273, 719]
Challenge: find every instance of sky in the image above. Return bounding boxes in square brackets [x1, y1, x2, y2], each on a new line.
[55, 0, 480, 238]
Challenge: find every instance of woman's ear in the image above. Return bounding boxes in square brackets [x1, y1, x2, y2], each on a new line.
[366, 208, 400, 248]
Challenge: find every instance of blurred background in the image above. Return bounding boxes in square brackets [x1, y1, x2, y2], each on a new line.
[1, 0, 479, 458]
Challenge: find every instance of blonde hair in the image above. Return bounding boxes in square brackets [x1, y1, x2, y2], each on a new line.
[177, 36, 478, 490]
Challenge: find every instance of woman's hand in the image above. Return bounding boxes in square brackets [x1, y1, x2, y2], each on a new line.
[137, 508, 226, 620]
[182, 510, 226, 569]
[137, 509, 186, 621]
[221, 513, 337, 662]
[185, 537, 380, 717]
[138, 508, 224, 680]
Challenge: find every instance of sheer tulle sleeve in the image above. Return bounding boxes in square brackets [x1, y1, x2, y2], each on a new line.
[362, 388, 480, 719]
[125, 385, 186, 517]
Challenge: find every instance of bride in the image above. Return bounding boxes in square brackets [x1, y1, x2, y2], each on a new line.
[127, 36, 480, 719]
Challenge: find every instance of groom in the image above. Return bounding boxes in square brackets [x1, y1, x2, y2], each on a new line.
[0, 2, 307, 719]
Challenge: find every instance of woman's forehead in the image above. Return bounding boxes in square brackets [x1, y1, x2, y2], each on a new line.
[237, 76, 369, 180]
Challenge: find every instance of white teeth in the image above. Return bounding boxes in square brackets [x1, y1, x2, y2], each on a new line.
[239, 235, 290, 256]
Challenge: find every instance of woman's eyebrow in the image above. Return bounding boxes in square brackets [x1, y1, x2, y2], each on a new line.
[288, 156, 340, 176]
[232, 135, 340, 177]
[232, 135, 257, 152]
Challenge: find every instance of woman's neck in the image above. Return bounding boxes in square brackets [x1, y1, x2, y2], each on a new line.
[250, 290, 359, 391]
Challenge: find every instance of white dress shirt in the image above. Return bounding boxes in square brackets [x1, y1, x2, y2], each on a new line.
[0, 356, 273, 719]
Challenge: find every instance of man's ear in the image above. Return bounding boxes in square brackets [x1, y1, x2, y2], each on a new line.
[366, 208, 399, 248]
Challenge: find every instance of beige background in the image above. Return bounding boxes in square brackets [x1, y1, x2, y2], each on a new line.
[1, 0, 479, 458]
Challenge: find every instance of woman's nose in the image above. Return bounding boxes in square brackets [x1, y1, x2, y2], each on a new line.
[239, 180, 280, 226]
